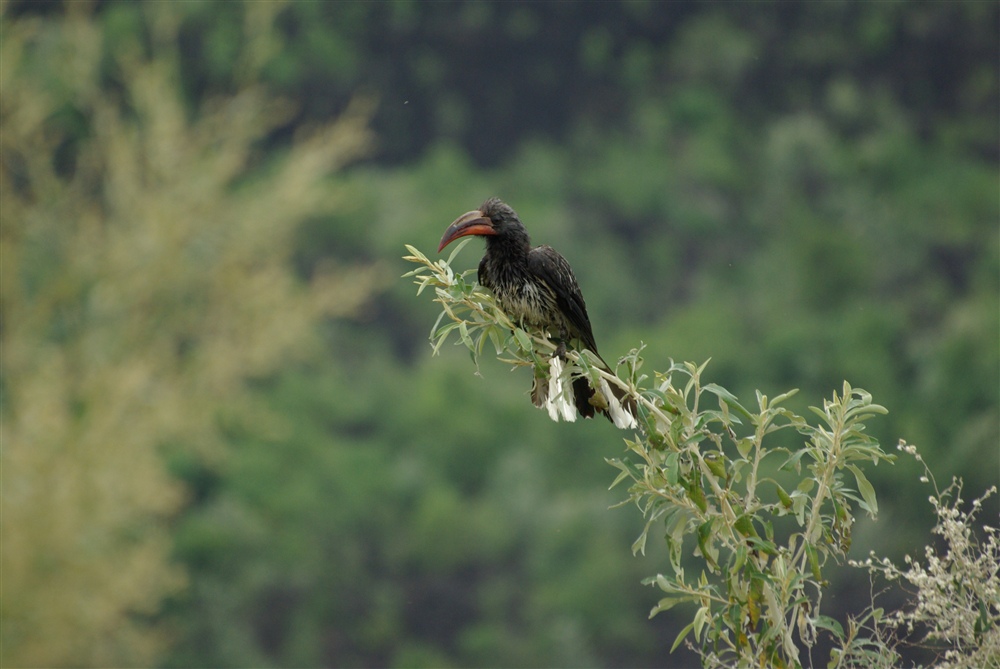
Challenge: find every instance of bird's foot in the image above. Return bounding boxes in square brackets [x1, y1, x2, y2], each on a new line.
[552, 341, 567, 359]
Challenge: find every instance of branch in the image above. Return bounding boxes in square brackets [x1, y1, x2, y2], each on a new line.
[403, 243, 898, 668]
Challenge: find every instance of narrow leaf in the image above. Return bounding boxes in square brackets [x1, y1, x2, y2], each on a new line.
[403, 244, 429, 263]
[649, 597, 686, 618]
[736, 437, 754, 459]
[703, 383, 754, 422]
[813, 615, 844, 638]
[445, 236, 474, 265]
[671, 621, 696, 653]
[775, 483, 793, 509]
[513, 327, 533, 353]
[806, 543, 822, 580]
[847, 464, 878, 516]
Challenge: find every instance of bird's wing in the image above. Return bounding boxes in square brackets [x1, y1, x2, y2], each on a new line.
[527, 245, 599, 354]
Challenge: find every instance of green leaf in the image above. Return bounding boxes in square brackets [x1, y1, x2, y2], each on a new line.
[846, 464, 878, 516]
[755, 389, 767, 411]
[665, 509, 690, 560]
[664, 451, 680, 486]
[763, 519, 774, 542]
[579, 349, 604, 369]
[806, 543, 822, 580]
[445, 236, 473, 265]
[403, 244, 429, 264]
[731, 544, 748, 572]
[457, 320, 473, 349]
[693, 604, 709, 642]
[401, 265, 427, 278]
[632, 525, 650, 556]
[487, 326, 503, 354]
[733, 514, 757, 538]
[607, 456, 643, 483]
[703, 383, 754, 422]
[730, 459, 748, 483]
[670, 620, 696, 653]
[688, 477, 708, 513]
[413, 273, 436, 294]
[704, 452, 727, 479]
[696, 519, 718, 569]
[513, 327, 533, 353]
[770, 388, 800, 406]
[736, 437, 754, 459]
[429, 308, 449, 340]
[431, 322, 460, 355]
[475, 328, 490, 357]
[809, 407, 830, 423]
[649, 596, 687, 618]
[779, 449, 808, 473]
[607, 466, 632, 490]
[813, 614, 844, 638]
[775, 483, 793, 509]
[744, 535, 778, 556]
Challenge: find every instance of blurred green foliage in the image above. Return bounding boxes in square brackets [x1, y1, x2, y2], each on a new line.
[2, 1, 996, 667]
[1, 2, 375, 665]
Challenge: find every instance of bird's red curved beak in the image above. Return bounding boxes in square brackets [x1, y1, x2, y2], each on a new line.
[438, 210, 496, 253]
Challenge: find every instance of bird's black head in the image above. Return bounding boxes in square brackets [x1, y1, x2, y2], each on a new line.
[438, 197, 529, 253]
[479, 197, 521, 233]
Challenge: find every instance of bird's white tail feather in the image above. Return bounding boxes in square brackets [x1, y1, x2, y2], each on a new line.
[599, 378, 637, 429]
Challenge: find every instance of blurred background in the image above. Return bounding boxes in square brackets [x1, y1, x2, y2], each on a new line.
[2, 2, 997, 667]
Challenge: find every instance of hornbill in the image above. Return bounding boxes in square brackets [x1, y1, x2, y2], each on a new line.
[437, 197, 636, 428]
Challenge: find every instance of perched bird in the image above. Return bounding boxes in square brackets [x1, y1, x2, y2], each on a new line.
[437, 197, 636, 428]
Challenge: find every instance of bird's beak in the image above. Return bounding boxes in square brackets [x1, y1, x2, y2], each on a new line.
[438, 210, 496, 253]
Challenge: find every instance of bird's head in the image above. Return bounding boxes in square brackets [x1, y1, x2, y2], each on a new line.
[437, 197, 527, 253]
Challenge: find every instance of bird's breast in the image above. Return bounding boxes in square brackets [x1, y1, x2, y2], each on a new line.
[492, 278, 562, 332]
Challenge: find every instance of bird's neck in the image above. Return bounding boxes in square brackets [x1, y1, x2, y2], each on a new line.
[485, 229, 531, 262]
[483, 231, 531, 287]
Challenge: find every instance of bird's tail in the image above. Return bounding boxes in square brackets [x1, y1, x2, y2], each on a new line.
[587, 372, 637, 429]
[532, 355, 637, 429]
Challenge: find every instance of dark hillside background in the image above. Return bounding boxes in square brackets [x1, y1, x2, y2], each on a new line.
[3, 2, 996, 667]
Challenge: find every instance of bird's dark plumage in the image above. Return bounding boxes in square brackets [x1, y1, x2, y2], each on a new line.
[438, 198, 635, 426]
